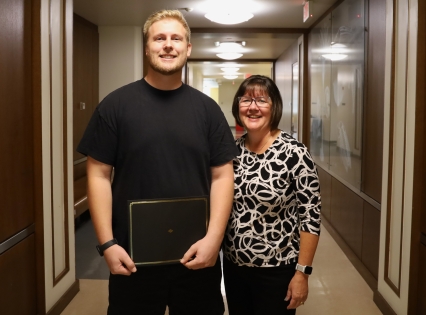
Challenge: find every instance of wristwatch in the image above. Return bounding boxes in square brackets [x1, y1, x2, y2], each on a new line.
[295, 263, 313, 275]
[96, 238, 118, 256]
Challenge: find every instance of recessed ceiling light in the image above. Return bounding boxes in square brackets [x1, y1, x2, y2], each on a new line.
[215, 41, 246, 48]
[221, 67, 240, 73]
[216, 53, 243, 60]
[205, 11, 253, 25]
[223, 75, 238, 80]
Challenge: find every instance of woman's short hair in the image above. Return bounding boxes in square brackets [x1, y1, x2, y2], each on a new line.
[232, 75, 283, 131]
[143, 10, 191, 45]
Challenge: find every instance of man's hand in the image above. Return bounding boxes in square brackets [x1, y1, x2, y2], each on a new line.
[285, 272, 309, 309]
[180, 236, 221, 269]
[103, 245, 137, 276]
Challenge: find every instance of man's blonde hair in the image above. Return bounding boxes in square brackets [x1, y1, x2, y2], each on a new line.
[143, 10, 191, 45]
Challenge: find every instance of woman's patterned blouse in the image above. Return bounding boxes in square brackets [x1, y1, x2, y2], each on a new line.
[223, 131, 321, 267]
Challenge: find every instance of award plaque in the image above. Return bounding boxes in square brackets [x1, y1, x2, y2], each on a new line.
[128, 196, 209, 265]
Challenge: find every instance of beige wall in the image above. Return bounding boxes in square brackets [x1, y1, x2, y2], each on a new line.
[218, 80, 243, 127]
[98, 26, 142, 101]
[187, 64, 203, 92]
[275, 38, 300, 137]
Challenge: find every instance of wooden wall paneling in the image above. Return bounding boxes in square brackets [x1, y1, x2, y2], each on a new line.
[330, 178, 364, 258]
[92, 26, 99, 106]
[0, 0, 35, 243]
[73, 14, 98, 218]
[361, 201, 380, 279]
[31, 0, 46, 314]
[0, 235, 37, 315]
[74, 175, 88, 218]
[316, 166, 331, 221]
[361, 0, 386, 202]
[417, 244, 426, 314]
[418, 0, 426, 237]
[73, 160, 87, 180]
[378, 0, 419, 312]
[73, 14, 98, 162]
[32, 0, 46, 312]
[408, 0, 426, 312]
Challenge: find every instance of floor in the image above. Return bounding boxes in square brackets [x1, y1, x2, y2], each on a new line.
[62, 212, 382, 315]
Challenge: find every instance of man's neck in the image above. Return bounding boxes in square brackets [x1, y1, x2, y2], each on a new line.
[144, 70, 183, 90]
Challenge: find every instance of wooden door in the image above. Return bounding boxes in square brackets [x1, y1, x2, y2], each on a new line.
[0, 0, 37, 313]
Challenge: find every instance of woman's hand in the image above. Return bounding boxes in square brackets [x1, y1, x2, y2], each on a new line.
[285, 272, 309, 309]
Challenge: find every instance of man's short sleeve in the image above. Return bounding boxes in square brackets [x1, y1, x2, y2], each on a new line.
[208, 109, 239, 167]
[76, 107, 118, 166]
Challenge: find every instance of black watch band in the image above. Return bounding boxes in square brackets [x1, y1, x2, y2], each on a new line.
[96, 238, 118, 256]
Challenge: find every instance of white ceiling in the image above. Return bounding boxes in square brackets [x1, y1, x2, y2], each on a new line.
[73, 0, 337, 79]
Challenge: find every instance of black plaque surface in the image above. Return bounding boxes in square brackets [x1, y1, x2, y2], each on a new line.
[128, 197, 209, 265]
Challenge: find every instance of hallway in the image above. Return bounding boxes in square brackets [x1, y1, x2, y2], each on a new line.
[61, 214, 382, 315]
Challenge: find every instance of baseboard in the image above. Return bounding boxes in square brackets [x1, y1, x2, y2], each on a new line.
[46, 279, 80, 315]
[321, 218, 378, 290]
[373, 290, 398, 315]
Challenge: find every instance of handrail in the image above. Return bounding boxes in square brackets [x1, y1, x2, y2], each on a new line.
[73, 157, 87, 165]
[0, 224, 35, 255]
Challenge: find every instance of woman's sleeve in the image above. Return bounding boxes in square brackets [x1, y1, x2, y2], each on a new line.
[291, 144, 321, 235]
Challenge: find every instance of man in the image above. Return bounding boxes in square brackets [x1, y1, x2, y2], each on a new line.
[77, 9, 238, 315]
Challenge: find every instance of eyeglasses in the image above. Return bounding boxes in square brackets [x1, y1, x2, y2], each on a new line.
[238, 96, 271, 108]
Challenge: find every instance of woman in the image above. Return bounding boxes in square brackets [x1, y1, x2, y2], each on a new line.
[223, 75, 321, 315]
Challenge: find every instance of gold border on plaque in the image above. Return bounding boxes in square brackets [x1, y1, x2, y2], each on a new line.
[129, 197, 209, 266]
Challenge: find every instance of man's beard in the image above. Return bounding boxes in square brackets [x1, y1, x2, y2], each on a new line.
[148, 56, 185, 76]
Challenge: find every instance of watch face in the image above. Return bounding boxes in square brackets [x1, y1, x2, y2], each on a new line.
[305, 266, 313, 274]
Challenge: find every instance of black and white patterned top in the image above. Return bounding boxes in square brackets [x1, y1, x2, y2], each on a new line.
[223, 131, 321, 267]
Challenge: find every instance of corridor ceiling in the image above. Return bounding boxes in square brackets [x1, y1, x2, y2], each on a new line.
[73, 0, 337, 78]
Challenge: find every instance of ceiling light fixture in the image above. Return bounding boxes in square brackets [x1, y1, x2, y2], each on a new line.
[221, 67, 240, 73]
[216, 53, 243, 60]
[215, 41, 246, 48]
[205, 11, 253, 25]
[223, 75, 238, 80]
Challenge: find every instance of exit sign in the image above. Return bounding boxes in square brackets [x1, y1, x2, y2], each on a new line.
[303, 1, 312, 23]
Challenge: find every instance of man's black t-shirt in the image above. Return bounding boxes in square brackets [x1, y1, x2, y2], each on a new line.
[77, 79, 238, 249]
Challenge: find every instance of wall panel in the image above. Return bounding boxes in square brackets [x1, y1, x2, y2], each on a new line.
[41, 0, 77, 311]
[73, 14, 98, 218]
[317, 166, 331, 221]
[377, 0, 418, 313]
[361, 0, 386, 202]
[0, 0, 34, 243]
[362, 201, 380, 279]
[417, 244, 426, 314]
[330, 178, 363, 258]
[0, 235, 37, 315]
[73, 14, 99, 162]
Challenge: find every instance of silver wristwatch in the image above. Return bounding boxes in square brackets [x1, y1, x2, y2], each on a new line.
[295, 263, 313, 275]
